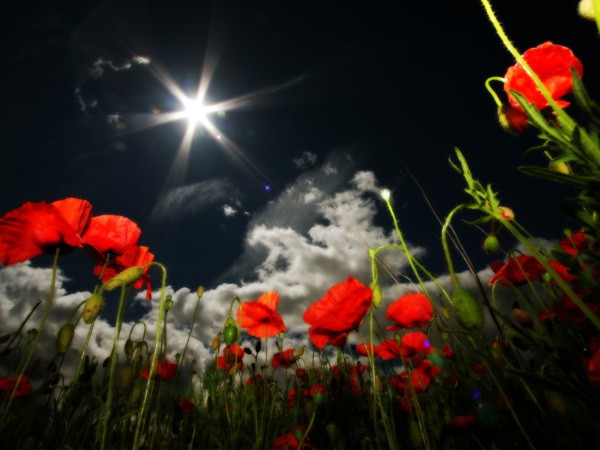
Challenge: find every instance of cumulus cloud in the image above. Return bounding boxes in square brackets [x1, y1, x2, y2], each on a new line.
[89, 55, 151, 79]
[150, 178, 239, 221]
[1, 154, 561, 388]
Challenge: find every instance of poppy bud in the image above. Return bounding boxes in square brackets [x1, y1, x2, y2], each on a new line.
[223, 318, 238, 346]
[124, 339, 134, 359]
[549, 161, 571, 175]
[211, 335, 221, 351]
[304, 399, 314, 417]
[452, 288, 484, 332]
[483, 235, 500, 254]
[196, 286, 205, 298]
[326, 423, 337, 442]
[294, 346, 305, 358]
[82, 293, 104, 324]
[498, 206, 514, 221]
[512, 302, 533, 328]
[129, 380, 144, 406]
[370, 283, 383, 309]
[380, 189, 391, 201]
[103, 266, 144, 291]
[56, 323, 75, 354]
[119, 365, 134, 390]
[164, 295, 173, 311]
[312, 390, 326, 407]
[498, 104, 528, 134]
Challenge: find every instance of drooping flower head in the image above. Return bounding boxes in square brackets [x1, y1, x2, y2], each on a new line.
[489, 254, 575, 287]
[236, 291, 286, 338]
[0, 198, 92, 265]
[386, 293, 433, 330]
[303, 276, 372, 349]
[559, 231, 589, 256]
[504, 42, 583, 111]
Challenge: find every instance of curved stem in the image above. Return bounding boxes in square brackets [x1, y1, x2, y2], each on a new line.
[133, 262, 168, 450]
[441, 204, 466, 288]
[485, 76, 506, 107]
[176, 293, 202, 386]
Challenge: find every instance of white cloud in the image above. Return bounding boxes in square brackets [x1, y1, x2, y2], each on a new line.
[1, 154, 557, 391]
[150, 178, 239, 221]
[292, 151, 317, 169]
[222, 204, 238, 217]
[90, 55, 151, 78]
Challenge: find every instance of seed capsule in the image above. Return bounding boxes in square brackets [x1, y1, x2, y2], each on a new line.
[56, 323, 75, 354]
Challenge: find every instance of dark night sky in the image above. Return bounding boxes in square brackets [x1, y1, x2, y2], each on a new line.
[1, 0, 598, 300]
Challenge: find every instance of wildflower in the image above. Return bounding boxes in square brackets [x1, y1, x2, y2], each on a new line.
[0, 198, 92, 265]
[559, 231, 589, 256]
[272, 425, 315, 449]
[179, 397, 197, 413]
[401, 331, 435, 359]
[440, 344, 454, 359]
[0, 376, 32, 398]
[355, 343, 379, 358]
[272, 349, 300, 368]
[377, 339, 403, 361]
[82, 214, 141, 262]
[386, 292, 433, 330]
[503, 42, 583, 111]
[584, 336, 600, 389]
[489, 254, 548, 286]
[237, 292, 286, 338]
[303, 276, 372, 349]
[217, 343, 245, 374]
[391, 357, 441, 394]
[140, 359, 177, 381]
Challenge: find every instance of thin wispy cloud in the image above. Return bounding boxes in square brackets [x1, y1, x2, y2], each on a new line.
[150, 178, 239, 221]
[293, 151, 317, 169]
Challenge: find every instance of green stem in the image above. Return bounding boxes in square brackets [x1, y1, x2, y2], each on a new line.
[485, 76, 506, 107]
[71, 320, 96, 389]
[593, 0, 600, 36]
[100, 285, 130, 450]
[176, 292, 203, 386]
[133, 262, 168, 450]
[1, 248, 60, 423]
[441, 204, 466, 287]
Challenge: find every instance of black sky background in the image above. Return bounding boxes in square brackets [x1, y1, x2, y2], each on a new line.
[1, 0, 598, 296]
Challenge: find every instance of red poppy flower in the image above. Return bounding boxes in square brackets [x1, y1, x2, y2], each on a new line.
[584, 336, 600, 389]
[236, 292, 286, 338]
[401, 331, 435, 359]
[356, 343, 379, 358]
[504, 42, 583, 111]
[440, 344, 454, 359]
[303, 276, 372, 349]
[386, 293, 433, 330]
[559, 231, 589, 256]
[140, 359, 177, 381]
[489, 255, 544, 286]
[272, 426, 315, 450]
[94, 245, 154, 299]
[0, 198, 92, 266]
[0, 376, 32, 398]
[287, 388, 299, 409]
[83, 215, 141, 262]
[391, 357, 441, 394]
[272, 349, 299, 368]
[539, 292, 600, 325]
[179, 397, 197, 413]
[217, 343, 245, 373]
[377, 339, 403, 361]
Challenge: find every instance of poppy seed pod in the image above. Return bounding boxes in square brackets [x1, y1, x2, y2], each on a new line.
[82, 293, 104, 324]
[164, 295, 173, 311]
[56, 323, 75, 354]
[452, 288, 484, 332]
[483, 235, 500, 254]
[103, 266, 144, 291]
